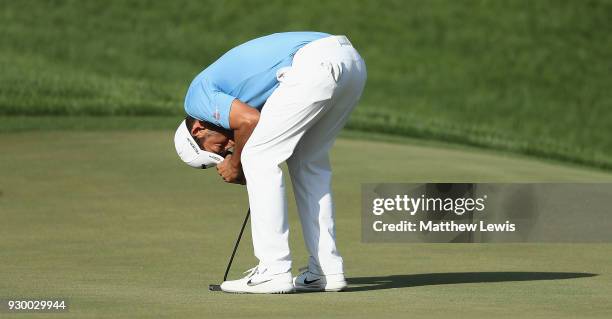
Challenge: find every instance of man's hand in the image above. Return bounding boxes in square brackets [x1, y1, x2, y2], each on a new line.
[216, 154, 246, 184]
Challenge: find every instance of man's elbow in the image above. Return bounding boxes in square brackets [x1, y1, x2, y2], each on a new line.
[228, 99, 260, 131]
[240, 112, 259, 129]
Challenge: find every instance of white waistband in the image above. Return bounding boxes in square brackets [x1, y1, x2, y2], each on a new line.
[293, 35, 360, 66]
[318, 35, 353, 47]
[300, 35, 353, 52]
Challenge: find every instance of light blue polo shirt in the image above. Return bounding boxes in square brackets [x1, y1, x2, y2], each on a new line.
[184, 32, 330, 129]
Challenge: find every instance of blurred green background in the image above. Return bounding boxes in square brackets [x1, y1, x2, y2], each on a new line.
[1, 0, 611, 168]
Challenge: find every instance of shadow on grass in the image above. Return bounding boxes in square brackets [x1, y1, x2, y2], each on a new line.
[345, 272, 597, 292]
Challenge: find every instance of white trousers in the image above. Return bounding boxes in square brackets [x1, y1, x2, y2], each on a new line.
[241, 35, 366, 275]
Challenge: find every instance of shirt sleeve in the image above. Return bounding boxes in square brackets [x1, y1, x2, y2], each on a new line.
[184, 78, 235, 130]
[211, 90, 235, 130]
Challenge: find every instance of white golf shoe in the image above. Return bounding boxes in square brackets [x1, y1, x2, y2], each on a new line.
[293, 267, 347, 292]
[220, 266, 294, 294]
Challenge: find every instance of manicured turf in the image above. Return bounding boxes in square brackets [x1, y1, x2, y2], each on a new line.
[1, 130, 611, 318]
[1, 0, 611, 168]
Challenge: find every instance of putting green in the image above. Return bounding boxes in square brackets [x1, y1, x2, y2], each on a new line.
[1, 131, 611, 318]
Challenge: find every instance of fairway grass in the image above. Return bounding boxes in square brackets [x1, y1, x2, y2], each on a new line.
[1, 131, 611, 318]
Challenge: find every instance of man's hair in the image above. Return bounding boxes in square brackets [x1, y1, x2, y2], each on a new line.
[185, 115, 205, 148]
[185, 114, 198, 132]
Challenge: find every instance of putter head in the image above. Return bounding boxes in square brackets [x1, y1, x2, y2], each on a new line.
[209, 284, 222, 291]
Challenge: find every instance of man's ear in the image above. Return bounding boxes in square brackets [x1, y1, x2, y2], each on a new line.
[190, 120, 207, 138]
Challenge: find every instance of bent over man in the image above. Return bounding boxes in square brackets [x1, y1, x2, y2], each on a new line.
[173, 32, 366, 293]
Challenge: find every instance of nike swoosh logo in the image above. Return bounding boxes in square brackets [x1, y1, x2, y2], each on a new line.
[303, 278, 320, 285]
[247, 278, 272, 286]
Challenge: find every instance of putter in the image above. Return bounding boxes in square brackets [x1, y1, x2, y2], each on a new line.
[194, 148, 249, 292]
[209, 208, 251, 292]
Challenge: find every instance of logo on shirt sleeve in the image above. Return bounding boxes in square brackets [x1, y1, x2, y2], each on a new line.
[213, 105, 221, 121]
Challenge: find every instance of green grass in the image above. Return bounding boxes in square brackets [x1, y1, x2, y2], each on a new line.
[1, 115, 610, 174]
[1, 131, 612, 318]
[1, 0, 611, 169]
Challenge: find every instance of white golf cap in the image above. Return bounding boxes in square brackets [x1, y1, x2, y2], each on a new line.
[174, 119, 224, 169]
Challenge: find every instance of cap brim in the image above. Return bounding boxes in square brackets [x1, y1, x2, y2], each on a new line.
[174, 119, 225, 169]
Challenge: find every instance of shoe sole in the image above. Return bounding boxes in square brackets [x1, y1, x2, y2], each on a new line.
[221, 283, 295, 294]
[294, 282, 347, 292]
[222, 289, 294, 294]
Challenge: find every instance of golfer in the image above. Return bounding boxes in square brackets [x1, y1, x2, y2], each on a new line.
[174, 32, 366, 293]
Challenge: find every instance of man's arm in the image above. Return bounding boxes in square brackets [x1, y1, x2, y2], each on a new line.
[216, 99, 260, 183]
[228, 99, 260, 168]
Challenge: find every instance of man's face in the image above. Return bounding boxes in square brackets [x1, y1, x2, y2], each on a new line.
[191, 122, 234, 157]
[200, 129, 234, 156]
